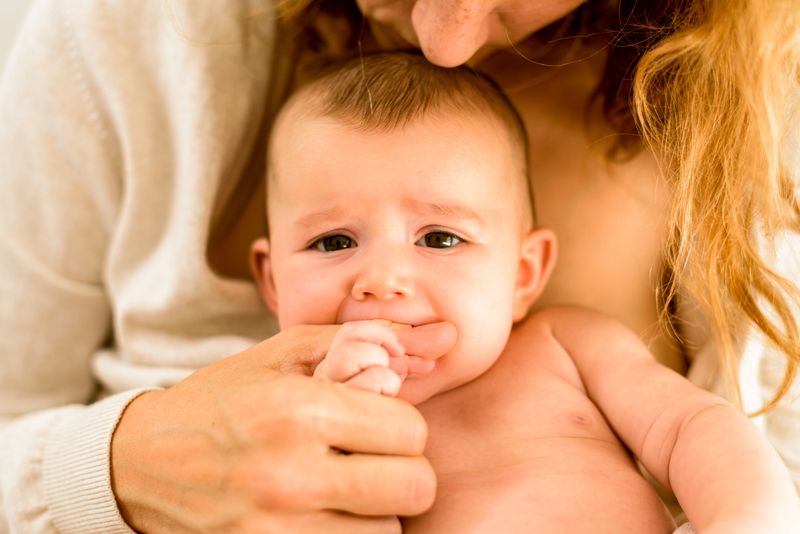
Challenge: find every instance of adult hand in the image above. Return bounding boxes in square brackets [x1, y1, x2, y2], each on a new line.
[110, 322, 456, 533]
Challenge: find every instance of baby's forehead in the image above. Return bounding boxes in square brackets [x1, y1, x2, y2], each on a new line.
[269, 104, 523, 195]
[267, 105, 533, 229]
[270, 91, 523, 171]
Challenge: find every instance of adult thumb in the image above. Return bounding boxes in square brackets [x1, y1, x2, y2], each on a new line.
[254, 323, 341, 375]
[395, 321, 457, 360]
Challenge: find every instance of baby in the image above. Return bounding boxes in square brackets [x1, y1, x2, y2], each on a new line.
[249, 53, 799, 533]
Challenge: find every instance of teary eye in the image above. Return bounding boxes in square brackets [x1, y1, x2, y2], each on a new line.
[416, 231, 462, 249]
[311, 234, 356, 252]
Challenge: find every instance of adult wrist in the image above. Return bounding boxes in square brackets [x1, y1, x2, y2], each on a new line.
[42, 388, 158, 534]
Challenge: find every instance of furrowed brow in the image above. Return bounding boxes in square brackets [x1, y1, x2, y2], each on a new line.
[294, 206, 349, 229]
[401, 198, 485, 225]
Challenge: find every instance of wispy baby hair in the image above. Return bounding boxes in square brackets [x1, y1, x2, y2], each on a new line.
[311, 53, 523, 135]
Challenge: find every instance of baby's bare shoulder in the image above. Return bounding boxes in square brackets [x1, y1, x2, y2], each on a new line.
[526, 306, 644, 352]
[500, 308, 594, 391]
[528, 304, 626, 329]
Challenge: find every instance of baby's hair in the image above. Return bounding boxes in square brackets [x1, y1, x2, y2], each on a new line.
[272, 52, 536, 227]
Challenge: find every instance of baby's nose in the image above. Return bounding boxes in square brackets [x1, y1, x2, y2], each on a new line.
[351, 263, 415, 301]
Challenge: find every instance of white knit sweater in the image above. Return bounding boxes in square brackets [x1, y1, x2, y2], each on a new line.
[0, 1, 797, 532]
[0, 1, 278, 531]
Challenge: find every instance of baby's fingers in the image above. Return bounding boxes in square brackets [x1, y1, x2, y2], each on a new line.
[345, 366, 403, 396]
[331, 321, 405, 358]
[315, 341, 390, 383]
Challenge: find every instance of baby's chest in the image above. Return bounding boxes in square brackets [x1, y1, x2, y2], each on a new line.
[407, 336, 668, 533]
[418, 333, 624, 476]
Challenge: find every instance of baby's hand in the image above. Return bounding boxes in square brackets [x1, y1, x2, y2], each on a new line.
[314, 320, 433, 396]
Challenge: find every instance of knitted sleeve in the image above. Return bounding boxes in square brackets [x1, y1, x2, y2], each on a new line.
[0, 0, 139, 531]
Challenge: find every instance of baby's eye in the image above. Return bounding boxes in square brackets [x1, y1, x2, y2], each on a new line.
[416, 231, 462, 249]
[311, 234, 356, 252]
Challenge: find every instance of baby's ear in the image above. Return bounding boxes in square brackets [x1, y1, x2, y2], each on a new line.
[249, 238, 279, 315]
[512, 228, 557, 322]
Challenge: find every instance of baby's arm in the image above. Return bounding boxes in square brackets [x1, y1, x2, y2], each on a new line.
[541, 306, 800, 534]
[314, 320, 436, 396]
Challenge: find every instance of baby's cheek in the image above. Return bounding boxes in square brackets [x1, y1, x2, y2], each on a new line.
[462, 322, 511, 361]
[445, 315, 512, 382]
[277, 278, 347, 327]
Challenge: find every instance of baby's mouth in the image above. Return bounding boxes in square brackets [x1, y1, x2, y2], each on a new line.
[337, 309, 440, 329]
[345, 318, 441, 329]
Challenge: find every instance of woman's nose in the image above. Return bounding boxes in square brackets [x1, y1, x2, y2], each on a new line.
[351, 257, 415, 301]
[410, 0, 494, 67]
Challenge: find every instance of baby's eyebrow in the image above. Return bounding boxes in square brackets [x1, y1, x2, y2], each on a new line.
[293, 200, 485, 228]
[401, 198, 485, 225]
[295, 206, 348, 229]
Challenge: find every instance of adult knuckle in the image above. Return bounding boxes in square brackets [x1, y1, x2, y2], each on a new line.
[303, 467, 336, 505]
[260, 373, 303, 405]
[250, 390, 335, 447]
[246, 456, 315, 510]
[251, 396, 305, 436]
[281, 386, 341, 445]
[248, 374, 346, 442]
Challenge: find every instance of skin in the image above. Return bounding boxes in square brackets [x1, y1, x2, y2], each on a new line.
[347, 3, 675, 373]
[214, 0, 680, 371]
[251, 109, 556, 405]
[247, 84, 800, 534]
[116, 1, 677, 531]
[111, 324, 457, 533]
[356, 0, 588, 67]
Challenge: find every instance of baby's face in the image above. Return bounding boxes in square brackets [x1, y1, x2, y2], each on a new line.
[259, 111, 549, 404]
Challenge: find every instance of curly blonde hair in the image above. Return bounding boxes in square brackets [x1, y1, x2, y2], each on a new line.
[266, 0, 800, 414]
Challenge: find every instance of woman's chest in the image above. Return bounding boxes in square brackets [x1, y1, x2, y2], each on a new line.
[487, 54, 681, 369]
[527, 120, 679, 367]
